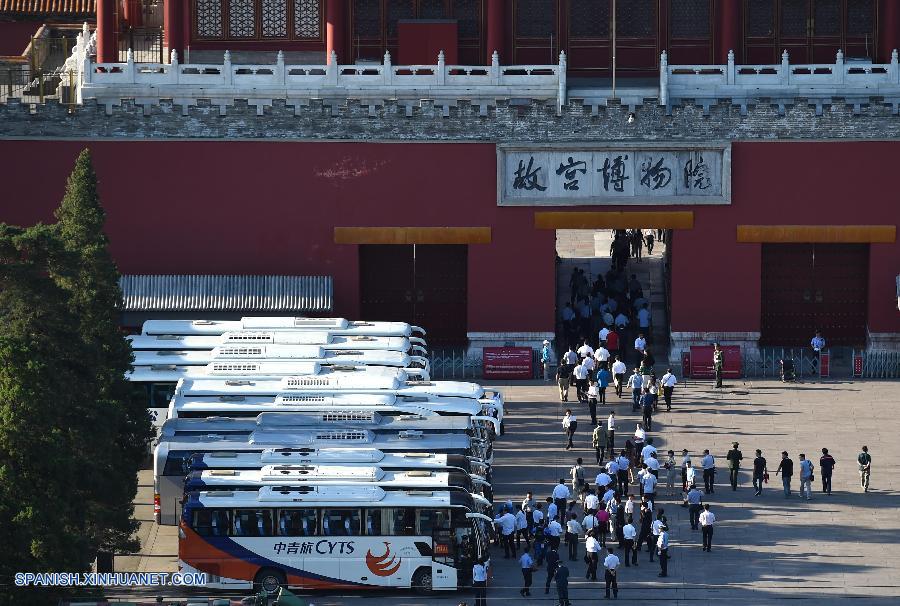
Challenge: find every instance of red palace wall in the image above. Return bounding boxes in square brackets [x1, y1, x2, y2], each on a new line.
[0, 139, 897, 337]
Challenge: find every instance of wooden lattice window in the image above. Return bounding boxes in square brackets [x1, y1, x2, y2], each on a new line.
[419, 0, 446, 18]
[780, 0, 806, 36]
[812, 0, 840, 36]
[452, 0, 480, 38]
[228, 0, 257, 37]
[354, 0, 382, 38]
[570, 0, 609, 39]
[515, 0, 555, 39]
[670, 0, 709, 38]
[261, 0, 288, 37]
[747, 0, 774, 37]
[616, 0, 655, 38]
[294, 0, 322, 38]
[387, 0, 414, 36]
[847, 0, 874, 36]
[195, 0, 224, 38]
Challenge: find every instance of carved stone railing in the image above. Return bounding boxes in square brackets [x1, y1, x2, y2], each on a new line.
[78, 49, 567, 115]
[661, 48, 900, 114]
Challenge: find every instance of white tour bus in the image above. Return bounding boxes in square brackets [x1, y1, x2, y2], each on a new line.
[154, 428, 486, 525]
[128, 332, 427, 354]
[178, 486, 491, 594]
[188, 449, 492, 485]
[131, 347, 431, 375]
[183, 465, 491, 510]
[143, 317, 425, 338]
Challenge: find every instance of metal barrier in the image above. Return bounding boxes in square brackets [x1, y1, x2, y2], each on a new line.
[119, 27, 164, 63]
[428, 348, 483, 380]
[853, 349, 900, 379]
[743, 348, 826, 378]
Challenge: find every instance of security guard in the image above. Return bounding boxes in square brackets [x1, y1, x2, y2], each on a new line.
[726, 442, 743, 491]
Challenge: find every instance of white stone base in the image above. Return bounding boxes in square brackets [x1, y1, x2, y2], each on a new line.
[867, 330, 900, 352]
[668, 331, 761, 365]
[466, 331, 557, 362]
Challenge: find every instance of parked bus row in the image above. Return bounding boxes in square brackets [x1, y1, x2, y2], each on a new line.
[130, 317, 498, 596]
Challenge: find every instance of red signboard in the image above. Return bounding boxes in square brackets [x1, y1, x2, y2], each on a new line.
[853, 353, 863, 377]
[483, 347, 533, 379]
[688, 345, 742, 379]
[819, 352, 830, 377]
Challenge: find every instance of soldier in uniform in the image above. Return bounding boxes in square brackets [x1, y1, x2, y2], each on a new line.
[713, 343, 724, 388]
[726, 442, 743, 491]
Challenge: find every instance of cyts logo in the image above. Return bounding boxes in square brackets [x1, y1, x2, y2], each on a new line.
[365, 542, 402, 576]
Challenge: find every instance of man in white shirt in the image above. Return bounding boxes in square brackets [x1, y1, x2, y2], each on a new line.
[565, 514, 584, 561]
[701, 449, 716, 494]
[646, 453, 661, 477]
[615, 452, 631, 494]
[563, 346, 578, 366]
[642, 471, 658, 508]
[532, 504, 544, 529]
[661, 368, 677, 411]
[614, 312, 629, 330]
[594, 344, 610, 367]
[552, 479, 571, 519]
[626, 370, 643, 412]
[585, 531, 602, 580]
[545, 518, 563, 550]
[519, 548, 535, 596]
[603, 547, 620, 599]
[572, 362, 589, 402]
[607, 411, 617, 450]
[598, 326, 610, 345]
[601, 486, 616, 505]
[699, 504, 716, 552]
[611, 357, 627, 398]
[546, 498, 558, 524]
[657, 525, 669, 577]
[584, 491, 600, 514]
[515, 508, 530, 551]
[595, 471, 612, 491]
[634, 334, 647, 357]
[650, 515, 664, 562]
[637, 304, 651, 334]
[641, 438, 658, 463]
[473, 558, 488, 606]
[495, 508, 517, 559]
[810, 331, 825, 372]
[622, 521, 637, 567]
[577, 340, 594, 360]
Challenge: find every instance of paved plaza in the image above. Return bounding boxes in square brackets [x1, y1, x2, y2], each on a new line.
[119, 378, 899, 605]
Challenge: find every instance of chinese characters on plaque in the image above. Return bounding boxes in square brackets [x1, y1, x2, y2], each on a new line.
[500, 147, 728, 205]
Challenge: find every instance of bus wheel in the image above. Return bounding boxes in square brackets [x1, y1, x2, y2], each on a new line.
[411, 567, 434, 596]
[253, 568, 286, 595]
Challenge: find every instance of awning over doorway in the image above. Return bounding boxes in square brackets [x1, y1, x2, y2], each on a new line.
[119, 274, 333, 312]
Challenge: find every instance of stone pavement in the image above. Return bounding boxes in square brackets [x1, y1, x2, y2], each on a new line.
[115, 378, 899, 605]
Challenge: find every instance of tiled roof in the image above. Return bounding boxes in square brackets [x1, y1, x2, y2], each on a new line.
[0, 0, 95, 14]
[120, 275, 334, 312]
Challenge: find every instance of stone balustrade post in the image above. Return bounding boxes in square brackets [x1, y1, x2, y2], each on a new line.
[835, 49, 844, 84]
[82, 48, 92, 83]
[383, 50, 392, 85]
[170, 49, 179, 84]
[659, 51, 668, 106]
[125, 48, 135, 83]
[891, 49, 899, 84]
[727, 49, 735, 85]
[223, 50, 232, 85]
[276, 50, 285, 85]
[490, 51, 500, 84]
[437, 50, 445, 85]
[326, 50, 338, 86]
[557, 51, 566, 114]
[781, 50, 790, 85]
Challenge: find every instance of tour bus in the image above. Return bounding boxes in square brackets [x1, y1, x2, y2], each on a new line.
[188, 448, 492, 484]
[182, 465, 492, 509]
[178, 486, 491, 594]
[162, 412, 498, 446]
[143, 317, 425, 338]
[154, 429, 487, 524]
[128, 332, 427, 355]
[131, 347, 431, 375]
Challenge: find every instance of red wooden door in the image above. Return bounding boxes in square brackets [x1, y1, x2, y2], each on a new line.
[359, 244, 416, 323]
[761, 244, 816, 346]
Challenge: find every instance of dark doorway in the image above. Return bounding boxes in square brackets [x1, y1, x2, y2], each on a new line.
[359, 244, 468, 345]
[760, 243, 868, 346]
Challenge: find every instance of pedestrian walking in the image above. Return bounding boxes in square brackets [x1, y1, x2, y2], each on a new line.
[752, 449, 768, 496]
[585, 530, 601, 581]
[555, 362, 573, 402]
[554, 561, 571, 606]
[776, 451, 794, 497]
[627, 369, 643, 411]
[515, 507, 530, 550]
[665, 450, 677, 495]
[641, 469, 658, 510]
[641, 389, 654, 431]
[636, 503, 653, 559]
[657, 523, 670, 577]
[565, 513, 583, 561]
[681, 449, 692, 493]
[562, 410, 577, 450]
[646, 231, 655, 254]
[572, 362, 589, 402]
[597, 365, 612, 405]
[622, 520, 637, 566]
[810, 331, 825, 373]
[603, 547, 620, 599]
[571, 457, 587, 498]
[544, 546, 560, 595]
[819, 448, 836, 495]
[541, 340, 553, 382]
[659, 368, 676, 411]
[611, 356, 626, 397]
[713, 343, 724, 388]
[563, 345, 578, 366]
[592, 421, 607, 465]
[552, 480, 571, 521]
[607, 411, 616, 451]
[701, 449, 716, 494]
[495, 508, 517, 558]
[649, 511, 664, 562]
[726, 442, 743, 490]
[615, 451, 630, 495]
[687, 484, 702, 529]
[519, 547, 535, 596]
[858, 445, 872, 492]
[699, 504, 716, 552]
[472, 558, 488, 606]
[799, 454, 814, 501]
[587, 380, 599, 425]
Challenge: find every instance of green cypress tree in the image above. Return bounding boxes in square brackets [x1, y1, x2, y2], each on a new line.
[50, 149, 151, 555]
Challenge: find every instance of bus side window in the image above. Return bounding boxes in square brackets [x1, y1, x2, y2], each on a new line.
[417, 509, 451, 535]
[278, 509, 318, 536]
[323, 509, 360, 536]
[192, 509, 213, 536]
[207, 509, 231, 536]
[398, 508, 416, 536]
[234, 509, 272, 536]
[365, 509, 382, 536]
